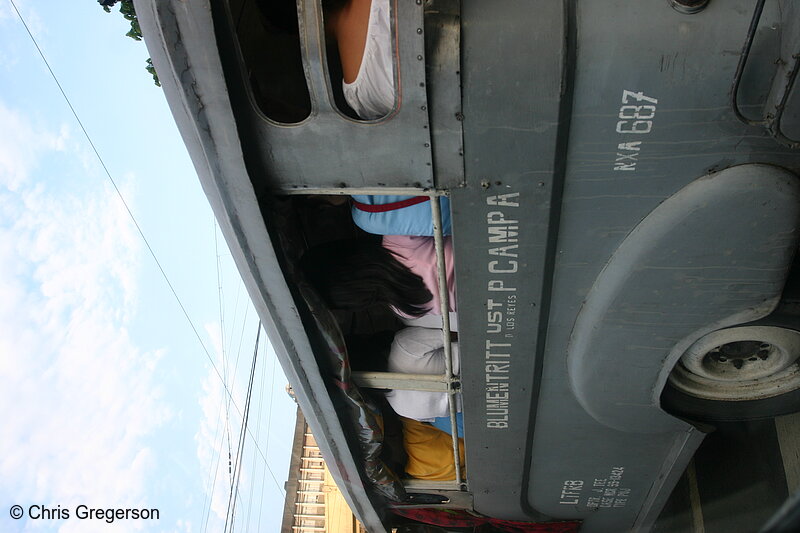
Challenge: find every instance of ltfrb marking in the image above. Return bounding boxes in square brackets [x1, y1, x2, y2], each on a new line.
[559, 480, 585, 505]
[587, 467, 632, 509]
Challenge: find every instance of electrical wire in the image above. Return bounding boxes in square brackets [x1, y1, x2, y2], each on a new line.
[224, 323, 261, 533]
[244, 326, 267, 530]
[6, 0, 248, 431]
[215, 225, 235, 489]
[199, 398, 226, 533]
[257, 352, 280, 531]
[8, 0, 288, 522]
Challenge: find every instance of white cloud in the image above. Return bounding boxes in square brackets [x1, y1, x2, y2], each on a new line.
[0, 0, 47, 46]
[0, 1, 48, 94]
[0, 102, 68, 192]
[0, 101, 170, 532]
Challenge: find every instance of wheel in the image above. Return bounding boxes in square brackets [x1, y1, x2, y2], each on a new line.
[662, 325, 800, 422]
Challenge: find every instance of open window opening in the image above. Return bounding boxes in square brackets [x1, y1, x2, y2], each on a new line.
[322, 0, 400, 121]
[266, 191, 465, 497]
[227, 0, 400, 123]
[228, 0, 312, 123]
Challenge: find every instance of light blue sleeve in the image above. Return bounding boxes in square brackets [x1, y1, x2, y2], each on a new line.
[430, 412, 463, 437]
[351, 195, 452, 236]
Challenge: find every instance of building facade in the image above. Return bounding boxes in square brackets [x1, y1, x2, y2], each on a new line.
[281, 407, 368, 533]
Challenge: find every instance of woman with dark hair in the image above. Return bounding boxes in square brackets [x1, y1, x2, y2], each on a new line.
[300, 234, 456, 325]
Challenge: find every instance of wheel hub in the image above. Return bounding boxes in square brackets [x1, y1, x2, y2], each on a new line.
[705, 341, 772, 371]
[669, 326, 800, 400]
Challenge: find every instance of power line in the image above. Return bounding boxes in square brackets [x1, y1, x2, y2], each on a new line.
[224, 323, 261, 533]
[257, 351, 279, 531]
[7, 0, 280, 454]
[199, 397, 226, 533]
[244, 335, 269, 530]
[7, 0, 243, 415]
[228, 280, 244, 357]
[202, 326, 285, 533]
[215, 225, 235, 490]
[9, 0, 287, 519]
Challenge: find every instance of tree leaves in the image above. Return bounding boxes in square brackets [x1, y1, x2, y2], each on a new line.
[98, 0, 159, 86]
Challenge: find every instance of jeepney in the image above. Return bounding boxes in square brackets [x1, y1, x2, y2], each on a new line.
[137, 0, 800, 531]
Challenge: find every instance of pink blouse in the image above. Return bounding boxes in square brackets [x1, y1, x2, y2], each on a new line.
[382, 235, 457, 318]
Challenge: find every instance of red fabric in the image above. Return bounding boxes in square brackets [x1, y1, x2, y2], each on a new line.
[351, 196, 430, 213]
[392, 508, 581, 532]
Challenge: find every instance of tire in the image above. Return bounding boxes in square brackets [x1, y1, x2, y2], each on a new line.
[662, 324, 800, 423]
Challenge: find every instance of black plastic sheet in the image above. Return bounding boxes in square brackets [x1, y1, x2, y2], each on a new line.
[269, 197, 407, 502]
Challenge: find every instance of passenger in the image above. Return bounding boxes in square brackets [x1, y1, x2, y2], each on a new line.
[348, 328, 464, 436]
[258, 0, 393, 118]
[350, 333, 464, 480]
[383, 234, 458, 329]
[350, 195, 452, 237]
[384, 327, 463, 434]
[300, 235, 457, 328]
[325, 0, 393, 119]
[325, 1, 454, 237]
[400, 417, 465, 480]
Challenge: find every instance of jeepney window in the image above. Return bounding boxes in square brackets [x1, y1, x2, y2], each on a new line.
[229, 0, 312, 123]
[281, 193, 465, 489]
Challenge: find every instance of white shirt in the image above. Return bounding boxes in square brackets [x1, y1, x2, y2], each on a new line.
[342, 0, 395, 119]
[401, 312, 459, 332]
[385, 327, 462, 421]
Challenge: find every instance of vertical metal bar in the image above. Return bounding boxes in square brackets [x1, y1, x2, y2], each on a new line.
[730, 0, 767, 126]
[768, 52, 800, 149]
[686, 459, 706, 533]
[429, 195, 463, 486]
[297, 0, 336, 114]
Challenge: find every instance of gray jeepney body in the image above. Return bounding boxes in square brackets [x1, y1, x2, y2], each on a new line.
[137, 0, 800, 531]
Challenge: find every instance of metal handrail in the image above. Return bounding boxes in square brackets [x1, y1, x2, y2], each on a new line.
[731, 0, 768, 127]
[279, 187, 448, 196]
[730, 0, 800, 149]
[352, 371, 451, 392]
[429, 194, 464, 488]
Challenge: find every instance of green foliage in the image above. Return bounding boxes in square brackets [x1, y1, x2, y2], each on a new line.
[146, 58, 161, 87]
[118, 1, 143, 41]
[100, 0, 159, 86]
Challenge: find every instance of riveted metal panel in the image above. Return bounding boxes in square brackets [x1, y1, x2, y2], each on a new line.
[453, 0, 567, 522]
[214, 0, 438, 190]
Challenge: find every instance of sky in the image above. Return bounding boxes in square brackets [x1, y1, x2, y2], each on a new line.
[0, 1, 298, 531]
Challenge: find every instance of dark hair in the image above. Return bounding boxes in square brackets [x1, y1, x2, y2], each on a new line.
[345, 331, 395, 372]
[300, 240, 433, 317]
